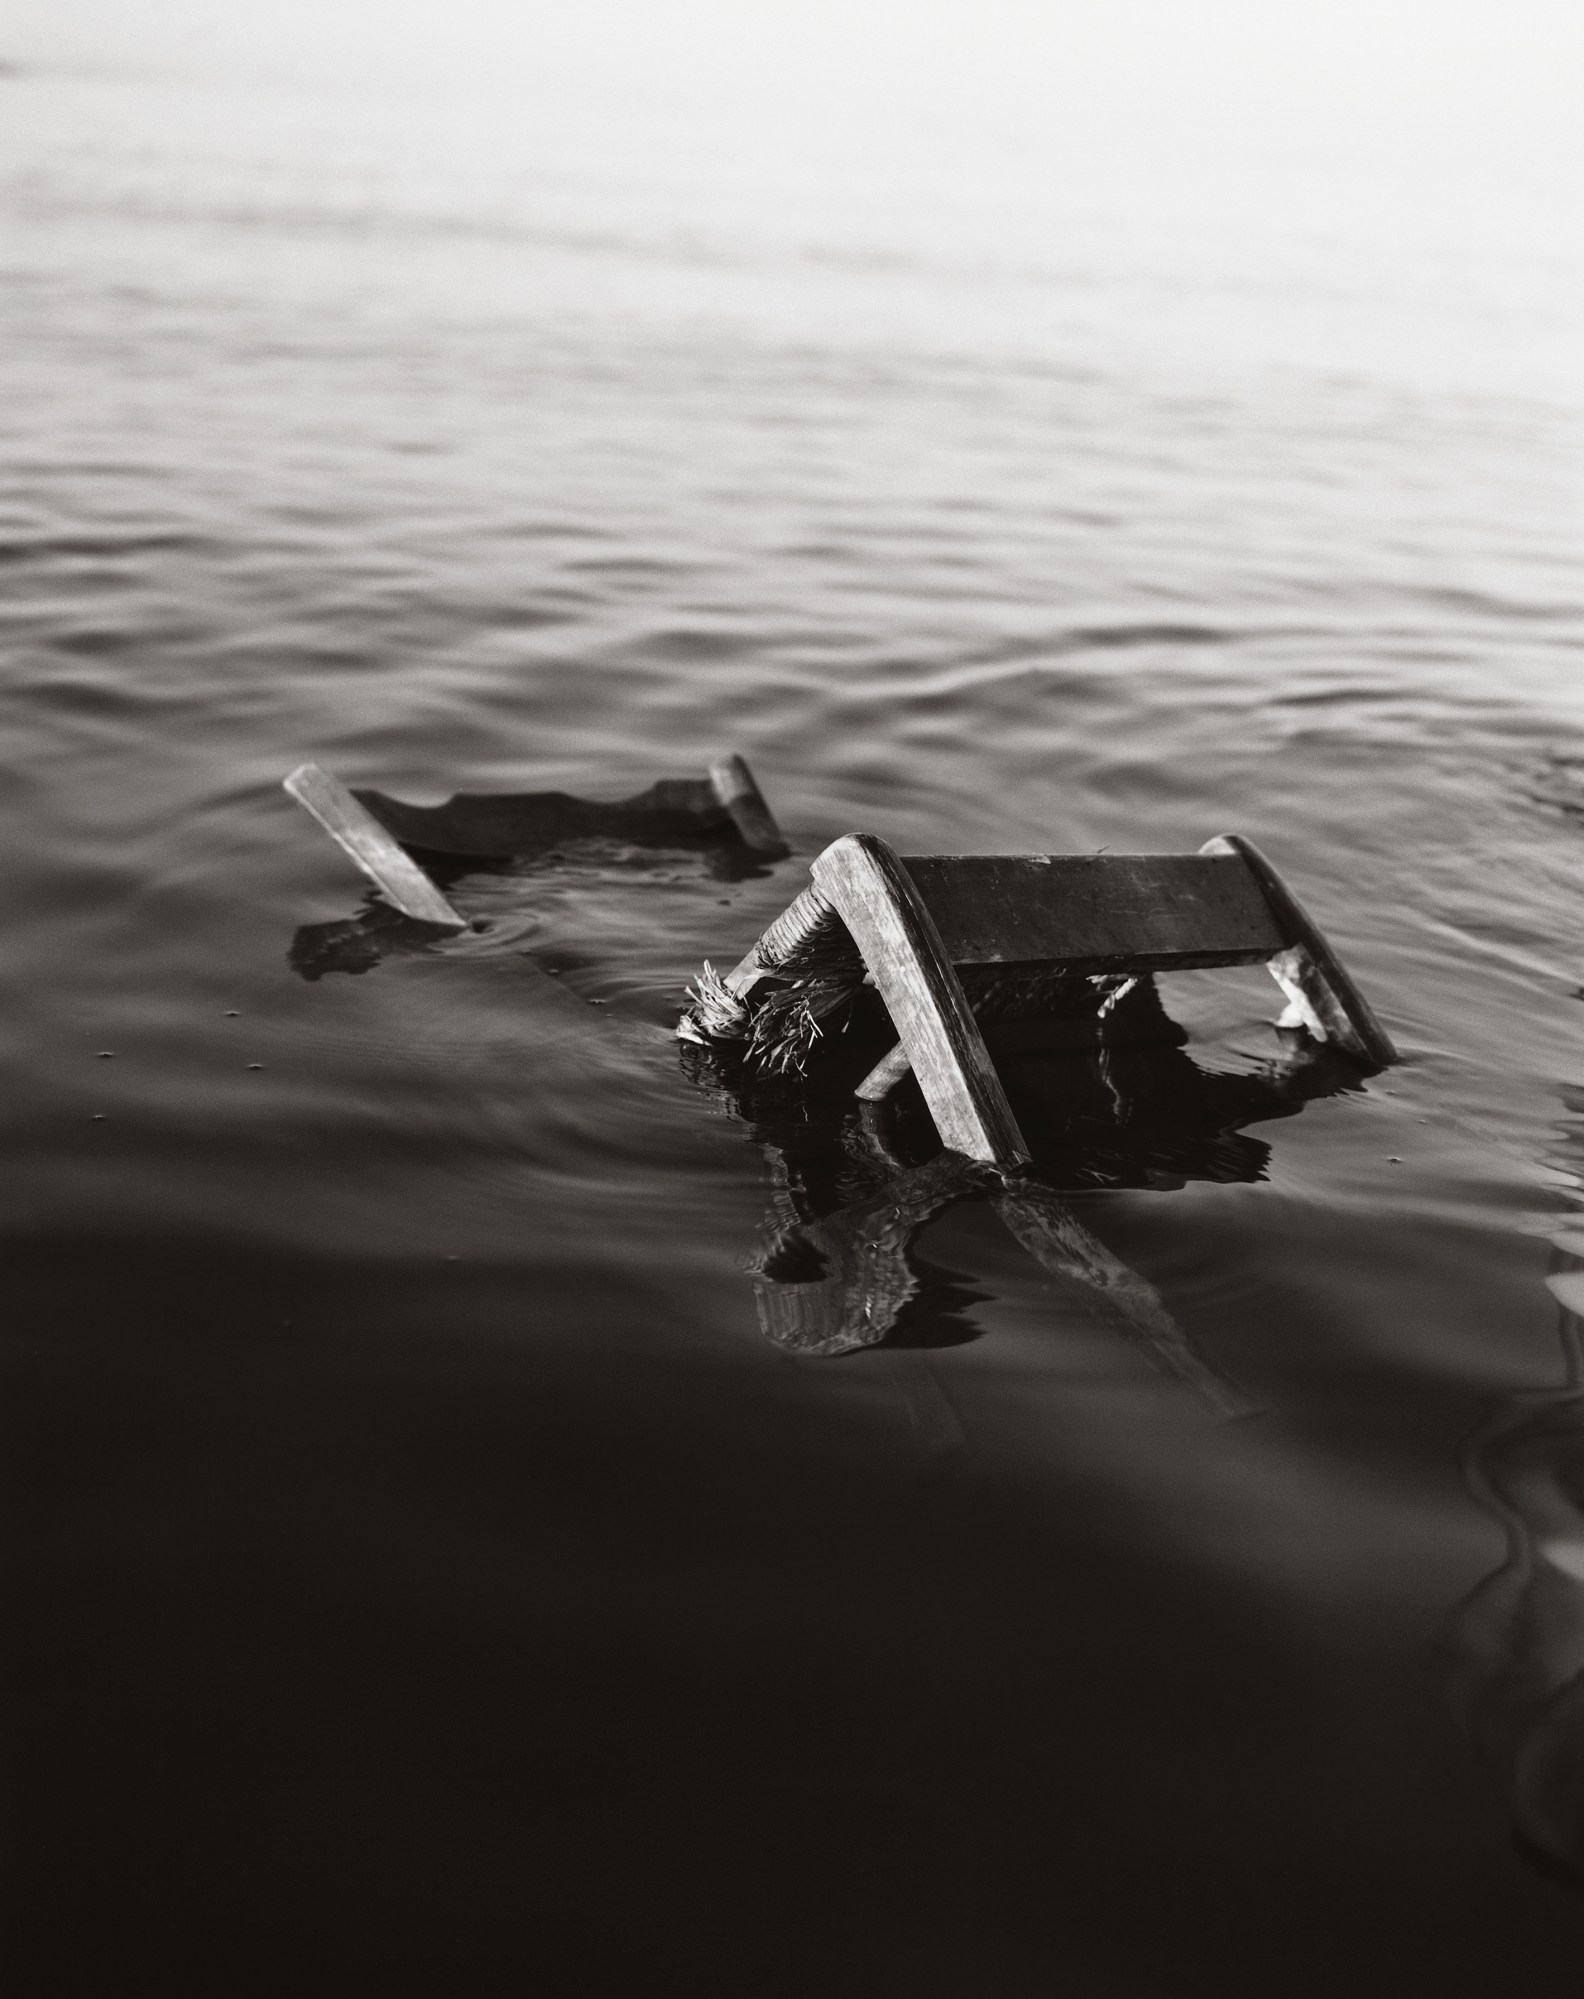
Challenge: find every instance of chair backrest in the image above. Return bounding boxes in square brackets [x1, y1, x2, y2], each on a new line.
[901, 852, 1285, 972]
[286, 752, 785, 927]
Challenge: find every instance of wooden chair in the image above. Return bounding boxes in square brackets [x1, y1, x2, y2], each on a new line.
[716, 832, 1396, 1169]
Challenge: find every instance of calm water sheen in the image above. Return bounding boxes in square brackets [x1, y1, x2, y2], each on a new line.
[5, 39, 1584, 1993]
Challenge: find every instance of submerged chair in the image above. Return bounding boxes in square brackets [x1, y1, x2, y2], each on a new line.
[689, 832, 1395, 1169]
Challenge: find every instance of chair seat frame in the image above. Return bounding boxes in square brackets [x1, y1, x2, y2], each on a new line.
[721, 832, 1395, 1169]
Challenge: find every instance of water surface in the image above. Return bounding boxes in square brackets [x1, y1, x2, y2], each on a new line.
[4, 32, 1584, 1993]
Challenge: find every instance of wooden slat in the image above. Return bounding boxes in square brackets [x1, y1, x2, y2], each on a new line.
[1201, 834, 1396, 1068]
[283, 763, 467, 928]
[901, 852, 1284, 970]
[811, 834, 1030, 1168]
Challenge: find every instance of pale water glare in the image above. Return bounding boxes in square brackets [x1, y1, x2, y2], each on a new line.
[4, 4, 1584, 1992]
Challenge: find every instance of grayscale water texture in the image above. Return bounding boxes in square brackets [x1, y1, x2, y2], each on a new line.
[4, 17, 1584, 1991]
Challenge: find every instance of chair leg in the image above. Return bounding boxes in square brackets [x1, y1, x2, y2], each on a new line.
[811, 834, 1030, 1168]
[1201, 833, 1396, 1069]
[284, 763, 467, 929]
[709, 754, 788, 856]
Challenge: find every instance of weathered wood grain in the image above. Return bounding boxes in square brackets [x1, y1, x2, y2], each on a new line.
[709, 754, 789, 856]
[283, 763, 467, 928]
[1200, 833, 1396, 1068]
[812, 834, 1030, 1167]
[901, 852, 1284, 970]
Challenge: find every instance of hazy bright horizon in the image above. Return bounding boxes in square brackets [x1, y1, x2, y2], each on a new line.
[5, 0, 1581, 406]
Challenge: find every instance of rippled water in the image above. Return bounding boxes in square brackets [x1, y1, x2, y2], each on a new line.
[5, 35, 1584, 1992]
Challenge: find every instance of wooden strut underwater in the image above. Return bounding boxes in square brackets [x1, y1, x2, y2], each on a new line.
[283, 753, 786, 926]
[708, 831, 1397, 1171]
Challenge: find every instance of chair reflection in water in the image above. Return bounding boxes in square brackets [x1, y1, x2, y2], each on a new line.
[681, 830, 1394, 1413]
[1447, 1217, 1584, 1888]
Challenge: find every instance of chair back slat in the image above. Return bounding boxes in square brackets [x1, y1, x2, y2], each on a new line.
[902, 852, 1286, 970]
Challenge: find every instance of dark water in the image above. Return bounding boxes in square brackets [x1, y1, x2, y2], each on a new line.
[5, 45, 1584, 1993]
